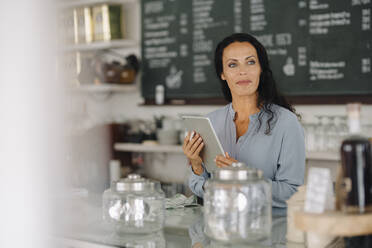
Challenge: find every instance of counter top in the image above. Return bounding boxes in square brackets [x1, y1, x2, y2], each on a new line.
[54, 194, 305, 248]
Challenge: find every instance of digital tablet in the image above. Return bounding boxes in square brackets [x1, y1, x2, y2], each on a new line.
[181, 116, 225, 172]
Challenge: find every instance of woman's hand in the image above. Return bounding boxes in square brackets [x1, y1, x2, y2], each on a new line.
[215, 152, 238, 168]
[182, 131, 204, 175]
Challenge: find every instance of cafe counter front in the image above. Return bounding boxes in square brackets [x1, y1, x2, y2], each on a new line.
[54, 194, 303, 248]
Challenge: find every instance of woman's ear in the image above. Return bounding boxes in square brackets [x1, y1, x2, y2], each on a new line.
[221, 73, 226, 81]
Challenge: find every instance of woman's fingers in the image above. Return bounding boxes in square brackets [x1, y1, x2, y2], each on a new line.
[224, 152, 238, 163]
[215, 160, 230, 168]
[183, 131, 193, 147]
[214, 154, 237, 167]
[186, 132, 200, 150]
[190, 136, 203, 154]
[183, 132, 204, 159]
[217, 155, 231, 164]
[214, 155, 229, 167]
[193, 139, 204, 155]
[182, 131, 194, 153]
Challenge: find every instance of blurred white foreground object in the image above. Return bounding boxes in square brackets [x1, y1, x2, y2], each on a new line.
[0, 1, 62, 248]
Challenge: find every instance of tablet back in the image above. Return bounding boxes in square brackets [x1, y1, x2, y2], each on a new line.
[182, 116, 225, 172]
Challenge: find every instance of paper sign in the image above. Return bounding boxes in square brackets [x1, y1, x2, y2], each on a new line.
[304, 167, 334, 213]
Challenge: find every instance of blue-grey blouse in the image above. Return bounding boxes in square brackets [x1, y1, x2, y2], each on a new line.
[188, 103, 305, 211]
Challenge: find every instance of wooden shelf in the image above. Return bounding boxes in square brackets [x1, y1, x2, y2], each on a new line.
[306, 151, 340, 161]
[63, 39, 138, 52]
[69, 84, 137, 93]
[294, 210, 372, 236]
[59, 0, 137, 9]
[114, 143, 183, 153]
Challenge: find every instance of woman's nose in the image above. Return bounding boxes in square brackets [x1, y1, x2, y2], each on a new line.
[239, 67, 248, 75]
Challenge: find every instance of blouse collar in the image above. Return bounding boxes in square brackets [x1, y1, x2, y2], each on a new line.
[228, 103, 262, 121]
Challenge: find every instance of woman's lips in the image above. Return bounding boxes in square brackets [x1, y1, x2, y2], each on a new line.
[237, 80, 252, 85]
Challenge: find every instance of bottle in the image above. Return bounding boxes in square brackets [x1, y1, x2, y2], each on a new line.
[338, 103, 372, 213]
[155, 85, 165, 105]
[109, 160, 121, 183]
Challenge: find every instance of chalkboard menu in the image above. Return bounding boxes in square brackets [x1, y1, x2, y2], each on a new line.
[141, 0, 372, 103]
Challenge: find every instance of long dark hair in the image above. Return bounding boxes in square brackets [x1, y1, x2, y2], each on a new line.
[214, 33, 299, 134]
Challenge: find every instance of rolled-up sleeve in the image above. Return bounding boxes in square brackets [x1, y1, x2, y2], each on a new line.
[188, 165, 210, 198]
[272, 118, 306, 208]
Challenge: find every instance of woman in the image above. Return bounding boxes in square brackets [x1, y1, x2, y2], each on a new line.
[182, 33, 305, 215]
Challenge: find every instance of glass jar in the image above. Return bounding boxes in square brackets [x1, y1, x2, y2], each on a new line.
[203, 162, 272, 244]
[102, 174, 165, 233]
[106, 230, 166, 248]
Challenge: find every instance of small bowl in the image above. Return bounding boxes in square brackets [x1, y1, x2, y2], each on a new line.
[156, 129, 179, 145]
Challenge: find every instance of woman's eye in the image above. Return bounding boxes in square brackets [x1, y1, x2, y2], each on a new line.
[248, 60, 256, 65]
[228, 63, 237, 68]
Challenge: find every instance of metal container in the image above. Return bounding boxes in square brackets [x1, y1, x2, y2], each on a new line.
[203, 162, 272, 243]
[73, 7, 93, 44]
[102, 174, 165, 233]
[92, 4, 124, 41]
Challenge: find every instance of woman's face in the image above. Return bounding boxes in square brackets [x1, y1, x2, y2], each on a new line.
[221, 42, 262, 99]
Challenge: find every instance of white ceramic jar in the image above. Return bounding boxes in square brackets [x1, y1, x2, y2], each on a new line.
[203, 162, 272, 244]
[102, 174, 165, 233]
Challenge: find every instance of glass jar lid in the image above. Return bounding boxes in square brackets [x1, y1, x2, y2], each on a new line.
[212, 162, 263, 181]
[113, 174, 157, 192]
